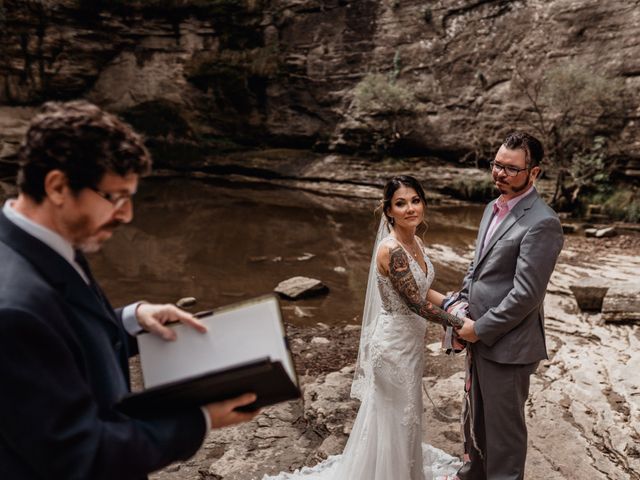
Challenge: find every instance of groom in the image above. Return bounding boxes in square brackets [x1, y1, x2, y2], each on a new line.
[455, 131, 564, 480]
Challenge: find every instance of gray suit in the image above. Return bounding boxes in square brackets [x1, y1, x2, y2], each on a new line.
[457, 188, 564, 480]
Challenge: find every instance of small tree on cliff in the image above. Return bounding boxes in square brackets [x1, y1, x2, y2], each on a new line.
[349, 72, 415, 155]
[512, 63, 628, 211]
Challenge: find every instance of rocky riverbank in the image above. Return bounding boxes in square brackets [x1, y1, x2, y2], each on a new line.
[142, 232, 640, 480]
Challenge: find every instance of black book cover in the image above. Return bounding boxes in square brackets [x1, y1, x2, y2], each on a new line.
[118, 357, 300, 418]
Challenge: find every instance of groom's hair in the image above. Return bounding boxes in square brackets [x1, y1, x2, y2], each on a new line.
[502, 131, 544, 168]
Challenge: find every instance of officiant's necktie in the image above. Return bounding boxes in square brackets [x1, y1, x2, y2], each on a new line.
[74, 249, 107, 304]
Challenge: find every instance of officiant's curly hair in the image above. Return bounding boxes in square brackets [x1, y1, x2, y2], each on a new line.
[17, 100, 152, 203]
[379, 175, 429, 231]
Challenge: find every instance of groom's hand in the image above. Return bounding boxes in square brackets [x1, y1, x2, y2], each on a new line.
[457, 317, 479, 343]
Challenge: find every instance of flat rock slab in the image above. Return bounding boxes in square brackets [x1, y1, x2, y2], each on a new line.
[274, 276, 329, 300]
[595, 226, 617, 238]
[602, 283, 640, 322]
[569, 278, 611, 312]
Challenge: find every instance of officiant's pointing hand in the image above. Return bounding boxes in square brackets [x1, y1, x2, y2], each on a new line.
[135, 302, 207, 341]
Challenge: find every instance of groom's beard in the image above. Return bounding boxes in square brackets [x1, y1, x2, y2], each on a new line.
[494, 173, 532, 196]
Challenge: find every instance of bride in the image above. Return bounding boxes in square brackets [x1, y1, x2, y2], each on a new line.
[264, 175, 470, 480]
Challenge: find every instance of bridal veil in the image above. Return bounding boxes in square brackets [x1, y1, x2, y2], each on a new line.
[350, 216, 389, 400]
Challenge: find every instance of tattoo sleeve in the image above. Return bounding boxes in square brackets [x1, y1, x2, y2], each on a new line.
[388, 246, 464, 329]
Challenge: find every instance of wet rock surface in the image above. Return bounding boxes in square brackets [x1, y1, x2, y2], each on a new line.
[144, 233, 640, 480]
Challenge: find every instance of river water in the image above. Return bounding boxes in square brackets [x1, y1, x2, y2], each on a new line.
[90, 177, 483, 326]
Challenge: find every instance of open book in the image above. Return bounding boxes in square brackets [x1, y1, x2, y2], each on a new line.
[118, 294, 300, 417]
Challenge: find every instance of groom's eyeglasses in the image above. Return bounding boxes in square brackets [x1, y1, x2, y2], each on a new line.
[489, 161, 529, 177]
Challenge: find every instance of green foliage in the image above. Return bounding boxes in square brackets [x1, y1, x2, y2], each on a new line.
[349, 72, 416, 156]
[601, 188, 640, 223]
[569, 137, 608, 187]
[541, 64, 624, 125]
[352, 73, 414, 115]
[446, 174, 496, 202]
[514, 63, 628, 212]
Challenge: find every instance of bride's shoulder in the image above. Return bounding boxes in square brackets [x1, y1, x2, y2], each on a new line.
[377, 236, 400, 253]
[376, 238, 397, 276]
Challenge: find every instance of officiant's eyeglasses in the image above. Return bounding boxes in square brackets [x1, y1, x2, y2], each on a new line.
[88, 187, 134, 210]
[489, 161, 529, 177]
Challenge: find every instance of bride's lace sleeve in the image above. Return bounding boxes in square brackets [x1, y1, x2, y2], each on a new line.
[387, 244, 464, 329]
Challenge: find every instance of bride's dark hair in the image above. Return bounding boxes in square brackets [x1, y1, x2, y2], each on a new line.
[377, 175, 428, 231]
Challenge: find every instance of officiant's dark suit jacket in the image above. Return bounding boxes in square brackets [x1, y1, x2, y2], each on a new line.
[0, 211, 206, 479]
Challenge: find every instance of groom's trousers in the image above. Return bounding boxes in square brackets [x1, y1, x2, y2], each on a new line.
[457, 355, 539, 480]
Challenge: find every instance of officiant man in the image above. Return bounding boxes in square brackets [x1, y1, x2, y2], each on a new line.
[0, 100, 258, 479]
[455, 131, 564, 480]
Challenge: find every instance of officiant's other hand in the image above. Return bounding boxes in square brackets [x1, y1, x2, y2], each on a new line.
[206, 393, 260, 429]
[135, 302, 207, 341]
[457, 317, 479, 343]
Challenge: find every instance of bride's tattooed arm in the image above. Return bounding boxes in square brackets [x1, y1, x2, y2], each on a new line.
[387, 245, 464, 329]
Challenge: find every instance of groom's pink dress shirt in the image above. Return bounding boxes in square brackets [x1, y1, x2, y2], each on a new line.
[481, 185, 535, 256]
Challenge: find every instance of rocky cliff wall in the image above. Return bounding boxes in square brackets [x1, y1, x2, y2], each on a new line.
[1, 0, 639, 178]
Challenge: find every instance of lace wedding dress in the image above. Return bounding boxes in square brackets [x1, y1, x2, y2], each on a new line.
[263, 236, 461, 480]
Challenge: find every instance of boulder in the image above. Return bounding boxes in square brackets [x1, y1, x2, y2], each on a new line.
[274, 276, 328, 300]
[569, 278, 610, 312]
[561, 223, 577, 234]
[595, 226, 617, 238]
[176, 296, 197, 308]
[601, 283, 640, 323]
[293, 306, 314, 318]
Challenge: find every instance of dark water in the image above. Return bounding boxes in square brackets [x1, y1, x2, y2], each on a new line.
[92, 177, 483, 326]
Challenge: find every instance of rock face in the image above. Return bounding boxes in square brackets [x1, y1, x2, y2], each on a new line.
[602, 283, 640, 323]
[1, 0, 640, 174]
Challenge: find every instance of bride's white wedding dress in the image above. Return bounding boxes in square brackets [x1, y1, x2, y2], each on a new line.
[263, 237, 461, 480]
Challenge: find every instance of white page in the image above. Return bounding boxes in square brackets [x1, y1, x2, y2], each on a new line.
[137, 295, 296, 388]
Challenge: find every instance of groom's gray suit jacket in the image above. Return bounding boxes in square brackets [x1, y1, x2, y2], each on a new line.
[460, 188, 564, 365]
